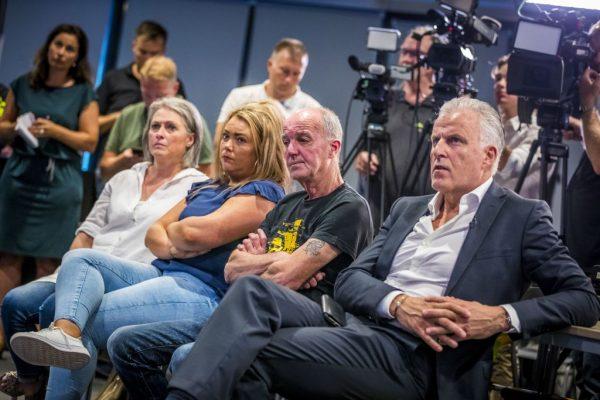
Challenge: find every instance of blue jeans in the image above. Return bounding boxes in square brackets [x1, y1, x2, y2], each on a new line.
[107, 319, 205, 400]
[1, 281, 55, 380]
[46, 248, 222, 400]
[168, 342, 195, 377]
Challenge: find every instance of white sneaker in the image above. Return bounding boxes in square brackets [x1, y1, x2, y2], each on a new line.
[10, 323, 91, 370]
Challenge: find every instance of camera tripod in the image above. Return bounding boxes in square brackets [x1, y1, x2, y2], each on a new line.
[341, 112, 398, 228]
[514, 114, 569, 238]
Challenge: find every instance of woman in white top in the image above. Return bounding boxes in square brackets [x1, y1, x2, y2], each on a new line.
[0, 97, 207, 398]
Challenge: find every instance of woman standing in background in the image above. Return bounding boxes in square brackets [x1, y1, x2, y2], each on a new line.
[0, 24, 98, 350]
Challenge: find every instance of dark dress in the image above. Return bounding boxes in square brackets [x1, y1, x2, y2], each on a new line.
[0, 74, 96, 258]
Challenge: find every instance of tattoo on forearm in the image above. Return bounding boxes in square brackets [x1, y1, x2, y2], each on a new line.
[304, 239, 325, 256]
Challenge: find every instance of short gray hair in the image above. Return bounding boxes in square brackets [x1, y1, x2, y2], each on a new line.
[142, 97, 204, 168]
[437, 97, 505, 174]
[313, 107, 343, 142]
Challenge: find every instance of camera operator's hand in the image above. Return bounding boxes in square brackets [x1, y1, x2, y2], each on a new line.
[563, 116, 583, 142]
[580, 67, 600, 110]
[355, 151, 379, 176]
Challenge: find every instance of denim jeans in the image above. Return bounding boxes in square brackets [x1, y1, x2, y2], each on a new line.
[1, 281, 55, 380]
[168, 342, 195, 377]
[107, 319, 205, 400]
[45, 248, 222, 400]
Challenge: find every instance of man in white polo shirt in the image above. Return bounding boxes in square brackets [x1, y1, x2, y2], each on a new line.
[215, 38, 320, 136]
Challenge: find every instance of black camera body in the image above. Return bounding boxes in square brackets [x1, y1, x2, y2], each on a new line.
[507, 10, 595, 127]
[425, 0, 500, 107]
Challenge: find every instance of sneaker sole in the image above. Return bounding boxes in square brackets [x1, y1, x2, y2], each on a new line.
[10, 334, 90, 370]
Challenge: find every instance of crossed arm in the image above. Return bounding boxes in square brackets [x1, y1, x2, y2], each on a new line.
[145, 194, 276, 260]
[224, 228, 341, 291]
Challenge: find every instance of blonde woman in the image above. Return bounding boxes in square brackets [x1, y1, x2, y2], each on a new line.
[11, 100, 287, 399]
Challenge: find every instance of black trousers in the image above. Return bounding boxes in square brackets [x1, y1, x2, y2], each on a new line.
[167, 276, 434, 400]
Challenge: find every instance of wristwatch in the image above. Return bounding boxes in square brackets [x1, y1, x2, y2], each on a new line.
[391, 294, 408, 316]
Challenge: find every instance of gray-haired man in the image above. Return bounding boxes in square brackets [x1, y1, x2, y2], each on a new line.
[167, 98, 599, 400]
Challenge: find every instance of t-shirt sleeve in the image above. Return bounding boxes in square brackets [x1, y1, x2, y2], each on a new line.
[79, 84, 97, 114]
[259, 205, 277, 233]
[185, 180, 213, 203]
[9, 75, 22, 96]
[197, 115, 213, 165]
[104, 112, 125, 153]
[234, 180, 285, 204]
[310, 196, 373, 259]
[217, 88, 239, 123]
[10, 74, 28, 105]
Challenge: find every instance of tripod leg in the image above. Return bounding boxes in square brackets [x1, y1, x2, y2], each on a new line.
[379, 143, 387, 228]
[514, 140, 539, 195]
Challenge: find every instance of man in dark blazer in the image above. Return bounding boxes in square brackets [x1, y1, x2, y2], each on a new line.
[166, 97, 600, 400]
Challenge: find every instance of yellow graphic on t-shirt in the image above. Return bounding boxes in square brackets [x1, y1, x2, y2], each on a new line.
[268, 219, 304, 253]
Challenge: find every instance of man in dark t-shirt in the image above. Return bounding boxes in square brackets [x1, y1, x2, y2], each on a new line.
[96, 20, 186, 134]
[107, 107, 373, 399]
[259, 181, 371, 303]
[223, 107, 373, 297]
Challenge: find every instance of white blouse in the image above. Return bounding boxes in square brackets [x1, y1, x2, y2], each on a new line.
[38, 162, 206, 283]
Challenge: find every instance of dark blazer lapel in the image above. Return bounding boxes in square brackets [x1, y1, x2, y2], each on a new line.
[444, 183, 507, 295]
[375, 197, 432, 278]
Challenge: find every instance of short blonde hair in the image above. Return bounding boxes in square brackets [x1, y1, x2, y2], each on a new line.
[140, 55, 177, 81]
[214, 100, 288, 187]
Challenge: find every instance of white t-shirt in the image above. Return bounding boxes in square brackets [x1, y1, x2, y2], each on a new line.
[217, 80, 321, 123]
[38, 162, 207, 283]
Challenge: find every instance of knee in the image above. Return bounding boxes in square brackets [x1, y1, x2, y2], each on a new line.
[107, 326, 135, 365]
[58, 248, 101, 275]
[1, 287, 24, 324]
[232, 275, 271, 296]
[168, 343, 194, 377]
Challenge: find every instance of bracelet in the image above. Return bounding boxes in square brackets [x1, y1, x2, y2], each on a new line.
[502, 307, 513, 332]
[392, 294, 408, 316]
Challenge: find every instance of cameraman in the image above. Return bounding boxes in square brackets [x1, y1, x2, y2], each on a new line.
[354, 25, 438, 225]
[491, 55, 544, 199]
[567, 19, 600, 400]
[567, 19, 600, 291]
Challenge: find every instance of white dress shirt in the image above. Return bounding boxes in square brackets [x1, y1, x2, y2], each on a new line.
[37, 162, 206, 283]
[494, 116, 542, 199]
[377, 178, 521, 332]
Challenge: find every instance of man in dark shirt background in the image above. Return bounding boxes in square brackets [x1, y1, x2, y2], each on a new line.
[96, 20, 185, 134]
[567, 19, 600, 400]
